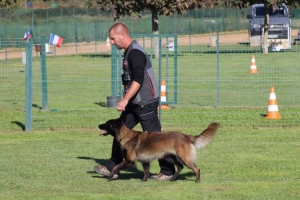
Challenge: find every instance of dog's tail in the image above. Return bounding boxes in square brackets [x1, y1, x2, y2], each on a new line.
[191, 123, 219, 149]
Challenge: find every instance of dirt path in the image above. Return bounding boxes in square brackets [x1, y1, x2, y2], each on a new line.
[1, 30, 298, 60]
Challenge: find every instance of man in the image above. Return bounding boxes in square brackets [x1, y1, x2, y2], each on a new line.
[94, 23, 175, 180]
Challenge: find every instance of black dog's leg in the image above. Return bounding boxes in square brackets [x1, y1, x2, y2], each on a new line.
[108, 160, 133, 180]
[164, 155, 184, 181]
[171, 160, 183, 182]
[141, 162, 150, 181]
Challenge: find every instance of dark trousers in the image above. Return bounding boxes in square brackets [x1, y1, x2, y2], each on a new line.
[105, 100, 175, 176]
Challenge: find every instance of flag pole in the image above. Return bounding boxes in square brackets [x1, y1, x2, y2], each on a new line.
[49, 33, 51, 51]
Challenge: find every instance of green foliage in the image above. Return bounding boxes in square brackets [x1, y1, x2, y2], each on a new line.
[95, 0, 218, 31]
[0, 0, 21, 8]
[96, 0, 218, 18]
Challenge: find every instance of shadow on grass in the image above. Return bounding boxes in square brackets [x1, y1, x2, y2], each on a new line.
[77, 156, 108, 166]
[77, 156, 199, 182]
[202, 49, 262, 54]
[76, 53, 111, 58]
[77, 156, 145, 180]
[11, 121, 25, 131]
[260, 114, 267, 117]
[32, 103, 42, 110]
[176, 171, 198, 182]
[93, 170, 197, 182]
[94, 102, 107, 107]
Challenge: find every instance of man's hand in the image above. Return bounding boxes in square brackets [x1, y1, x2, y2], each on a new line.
[117, 81, 140, 111]
[116, 98, 129, 111]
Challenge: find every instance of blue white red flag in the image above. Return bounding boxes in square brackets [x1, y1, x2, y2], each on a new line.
[49, 33, 64, 47]
[24, 29, 31, 40]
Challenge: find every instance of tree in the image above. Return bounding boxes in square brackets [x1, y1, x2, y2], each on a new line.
[222, 0, 299, 53]
[0, 0, 21, 8]
[96, 0, 217, 56]
[96, 0, 217, 31]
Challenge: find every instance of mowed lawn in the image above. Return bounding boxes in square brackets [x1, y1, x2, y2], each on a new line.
[1, 42, 300, 199]
[1, 108, 300, 200]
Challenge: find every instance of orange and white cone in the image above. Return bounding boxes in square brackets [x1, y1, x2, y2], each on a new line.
[159, 80, 171, 110]
[106, 37, 110, 48]
[249, 55, 258, 74]
[265, 87, 282, 119]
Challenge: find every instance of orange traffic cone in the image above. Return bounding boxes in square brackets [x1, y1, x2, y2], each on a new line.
[106, 37, 110, 48]
[249, 55, 258, 74]
[265, 87, 282, 119]
[159, 80, 171, 110]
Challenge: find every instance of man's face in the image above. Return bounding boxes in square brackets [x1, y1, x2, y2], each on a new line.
[109, 29, 123, 50]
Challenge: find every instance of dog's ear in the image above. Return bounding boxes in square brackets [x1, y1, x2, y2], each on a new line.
[112, 118, 123, 129]
[98, 118, 118, 130]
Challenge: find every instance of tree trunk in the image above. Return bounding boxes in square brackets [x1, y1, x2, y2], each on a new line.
[151, 7, 159, 58]
[263, 4, 269, 54]
[113, 12, 119, 23]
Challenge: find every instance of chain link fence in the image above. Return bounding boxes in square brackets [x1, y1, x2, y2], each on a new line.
[0, 8, 252, 43]
[1, 8, 300, 131]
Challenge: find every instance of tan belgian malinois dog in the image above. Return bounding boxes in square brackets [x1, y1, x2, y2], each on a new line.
[99, 118, 219, 182]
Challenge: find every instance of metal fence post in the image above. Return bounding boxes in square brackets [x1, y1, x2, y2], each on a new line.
[174, 35, 178, 104]
[111, 45, 117, 96]
[158, 36, 162, 121]
[25, 42, 33, 132]
[4, 25, 8, 63]
[94, 23, 97, 53]
[188, 11, 191, 53]
[40, 36, 48, 110]
[117, 48, 122, 96]
[74, 21, 78, 55]
[216, 33, 220, 108]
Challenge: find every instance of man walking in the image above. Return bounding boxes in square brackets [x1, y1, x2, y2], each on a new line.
[94, 23, 175, 180]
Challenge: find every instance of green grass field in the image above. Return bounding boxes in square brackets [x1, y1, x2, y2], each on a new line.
[0, 111, 299, 199]
[1, 42, 300, 199]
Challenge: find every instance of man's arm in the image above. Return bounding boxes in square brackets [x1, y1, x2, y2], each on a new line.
[116, 81, 140, 111]
[117, 50, 146, 111]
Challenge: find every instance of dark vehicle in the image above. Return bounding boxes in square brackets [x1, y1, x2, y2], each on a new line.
[247, 4, 294, 39]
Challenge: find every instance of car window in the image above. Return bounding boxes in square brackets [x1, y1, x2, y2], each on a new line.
[254, 7, 265, 18]
[254, 6, 287, 18]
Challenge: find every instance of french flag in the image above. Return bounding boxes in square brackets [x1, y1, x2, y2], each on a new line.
[24, 29, 31, 40]
[49, 33, 64, 47]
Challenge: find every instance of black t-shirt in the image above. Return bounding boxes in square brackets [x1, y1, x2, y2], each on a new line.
[124, 49, 146, 85]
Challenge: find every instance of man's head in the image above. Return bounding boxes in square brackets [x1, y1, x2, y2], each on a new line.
[109, 23, 132, 50]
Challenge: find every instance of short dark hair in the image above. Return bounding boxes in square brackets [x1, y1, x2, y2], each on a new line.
[109, 22, 129, 36]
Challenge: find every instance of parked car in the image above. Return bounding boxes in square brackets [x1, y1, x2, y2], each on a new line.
[247, 4, 294, 51]
[247, 4, 294, 39]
